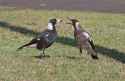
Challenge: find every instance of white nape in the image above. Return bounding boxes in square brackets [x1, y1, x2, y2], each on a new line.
[75, 22, 80, 30]
[47, 23, 53, 30]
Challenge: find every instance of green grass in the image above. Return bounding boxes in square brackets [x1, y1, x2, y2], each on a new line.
[0, 8, 125, 81]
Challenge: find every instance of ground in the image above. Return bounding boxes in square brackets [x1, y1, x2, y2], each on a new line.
[0, 0, 125, 81]
[0, 0, 125, 13]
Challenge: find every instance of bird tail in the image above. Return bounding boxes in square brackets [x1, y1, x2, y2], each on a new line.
[88, 39, 98, 59]
[17, 38, 37, 51]
[17, 44, 27, 51]
[88, 39, 95, 50]
[87, 48, 98, 59]
[91, 53, 98, 59]
[17, 42, 33, 51]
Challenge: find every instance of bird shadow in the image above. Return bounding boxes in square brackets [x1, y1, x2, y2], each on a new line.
[95, 45, 125, 63]
[55, 55, 84, 60]
[56, 36, 76, 47]
[65, 56, 84, 60]
[0, 21, 38, 36]
[0, 21, 125, 63]
[31, 55, 50, 59]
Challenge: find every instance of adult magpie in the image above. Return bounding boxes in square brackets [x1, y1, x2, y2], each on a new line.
[17, 18, 62, 58]
[67, 17, 98, 59]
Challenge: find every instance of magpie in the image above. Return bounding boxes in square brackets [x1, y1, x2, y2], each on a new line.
[17, 18, 62, 58]
[67, 17, 98, 59]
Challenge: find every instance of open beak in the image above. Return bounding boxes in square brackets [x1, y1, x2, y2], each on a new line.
[56, 19, 63, 27]
[66, 22, 72, 25]
[57, 19, 63, 23]
[67, 16, 73, 21]
[66, 17, 74, 25]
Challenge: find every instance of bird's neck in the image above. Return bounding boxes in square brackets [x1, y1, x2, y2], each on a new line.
[73, 22, 81, 31]
[47, 23, 56, 31]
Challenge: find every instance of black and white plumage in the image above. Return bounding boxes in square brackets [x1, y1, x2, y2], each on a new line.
[17, 18, 62, 58]
[67, 17, 98, 59]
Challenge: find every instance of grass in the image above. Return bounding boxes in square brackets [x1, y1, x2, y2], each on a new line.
[0, 8, 125, 81]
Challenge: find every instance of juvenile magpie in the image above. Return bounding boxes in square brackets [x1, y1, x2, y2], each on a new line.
[17, 18, 62, 58]
[67, 17, 98, 59]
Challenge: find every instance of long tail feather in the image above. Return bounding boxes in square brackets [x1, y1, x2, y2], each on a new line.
[91, 54, 98, 59]
[17, 43, 29, 51]
[88, 39, 99, 59]
[17, 38, 37, 51]
[88, 39, 95, 50]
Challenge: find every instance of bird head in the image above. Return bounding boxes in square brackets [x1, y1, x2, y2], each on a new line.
[49, 18, 63, 26]
[66, 17, 81, 30]
[48, 18, 63, 30]
[66, 17, 79, 26]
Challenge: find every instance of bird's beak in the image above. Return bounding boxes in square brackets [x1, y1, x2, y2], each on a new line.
[57, 19, 63, 23]
[67, 17, 72, 20]
[66, 17, 74, 25]
[56, 19, 63, 27]
[66, 22, 72, 25]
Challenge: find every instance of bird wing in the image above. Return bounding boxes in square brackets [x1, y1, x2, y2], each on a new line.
[37, 30, 57, 44]
[37, 29, 50, 38]
[79, 31, 95, 48]
[77, 31, 97, 57]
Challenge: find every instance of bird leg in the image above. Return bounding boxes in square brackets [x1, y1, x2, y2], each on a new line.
[77, 44, 82, 55]
[42, 48, 45, 57]
[79, 47, 83, 56]
[39, 49, 45, 58]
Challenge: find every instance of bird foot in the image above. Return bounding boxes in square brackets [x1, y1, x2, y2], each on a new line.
[91, 55, 99, 60]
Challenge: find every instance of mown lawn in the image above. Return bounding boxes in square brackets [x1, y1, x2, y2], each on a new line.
[0, 8, 125, 81]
